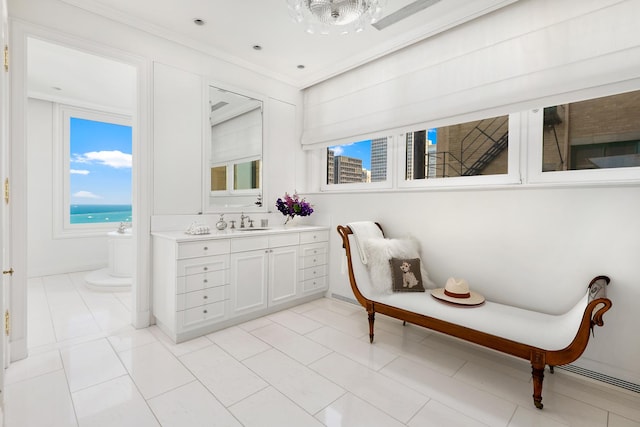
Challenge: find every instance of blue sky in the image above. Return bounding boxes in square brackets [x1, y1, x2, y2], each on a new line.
[329, 130, 437, 170]
[70, 117, 132, 205]
[329, 140, 373, 169]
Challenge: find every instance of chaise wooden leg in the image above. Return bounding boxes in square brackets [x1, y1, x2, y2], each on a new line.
[368, 312, 375, 343]
[531, 365, 545, 409]
[549, 365, 555, 374]
[403, 321, 406, 326]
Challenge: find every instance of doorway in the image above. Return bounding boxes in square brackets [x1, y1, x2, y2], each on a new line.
[12, 33, 144, 359]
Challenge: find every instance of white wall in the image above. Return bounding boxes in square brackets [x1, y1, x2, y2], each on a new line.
[301, 0, 640, 385]
[26, 98, 109, 276]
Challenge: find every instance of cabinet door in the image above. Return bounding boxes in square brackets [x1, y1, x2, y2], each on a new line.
[269, 245, 298, 306]
[230, 249, 268, 316]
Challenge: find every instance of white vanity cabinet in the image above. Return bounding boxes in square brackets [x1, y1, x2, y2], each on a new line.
[299, 230, 329, 294]
[267, 234, 300, 307]
[152, 236, 230, 342]
[229, 238, 269, 316]
[152, 226, 328, 342]
[230, 233, 299, 316]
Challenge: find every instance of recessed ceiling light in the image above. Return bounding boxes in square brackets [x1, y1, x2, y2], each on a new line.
[252, 45, 262, 51]
[297, 65, 305, 69]
[193, 18, 206, 26]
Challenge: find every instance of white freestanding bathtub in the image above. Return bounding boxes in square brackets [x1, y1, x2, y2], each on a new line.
[85, 228, 133, 291]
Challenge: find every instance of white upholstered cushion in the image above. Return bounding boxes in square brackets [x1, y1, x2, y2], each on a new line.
[347, 234, 589, 351]
[374, 292, 588, 351]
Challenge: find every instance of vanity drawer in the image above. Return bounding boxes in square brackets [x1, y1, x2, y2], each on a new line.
[300, 265, 327, 281]
[269, 233, 299, 248]
[300, 252, 327, 269]
[299, 230, 329, 244]
[300, 242, 327, 258]
[179, 301, 226, 329]
[177, 286, 227, 311]
[177, 254, 229, 277]
[301, 275, 327, 293]
[178, 239, 230, 259]
[177, 269, 228, 294]
[231, 236, 268, 252]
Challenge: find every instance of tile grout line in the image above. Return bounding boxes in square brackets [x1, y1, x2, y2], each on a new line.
[104, 336, 163, 425]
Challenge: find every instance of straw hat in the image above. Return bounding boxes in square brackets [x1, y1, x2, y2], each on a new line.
[431, 277, 485, 306]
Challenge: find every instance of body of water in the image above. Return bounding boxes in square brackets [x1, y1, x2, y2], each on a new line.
[70, 204, 132, 224]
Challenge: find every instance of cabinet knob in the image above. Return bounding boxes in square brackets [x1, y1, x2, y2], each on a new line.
[204, 247, 208, 251]
[313, 235, 317, 239]
[204, 267, 208, 271]
[203, 295, 208, 299]
[313, 259, 317, 263]
[203, 309, 208, 314]
[204, 279, 208, 283]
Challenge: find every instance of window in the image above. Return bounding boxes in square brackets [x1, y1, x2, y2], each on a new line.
[530, 88, 640, 183]
[323, 137, 392, 190]
[542, 91, 640, 171]
[55, 105, 132, 236]
[210, 158, 261, 193]
[404, 115, 510, 181]
[399, 113, 520, 188]
[233, 160, 261, 190]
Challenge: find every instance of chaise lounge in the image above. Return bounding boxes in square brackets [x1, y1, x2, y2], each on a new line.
[337, 223, 612, 409]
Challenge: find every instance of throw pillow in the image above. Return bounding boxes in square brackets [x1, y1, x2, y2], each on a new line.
[390, 258, 425, 292]
[363, 236, 434, 295]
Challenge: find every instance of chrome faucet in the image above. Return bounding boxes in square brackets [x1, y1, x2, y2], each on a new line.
[240, 213, 249, 228]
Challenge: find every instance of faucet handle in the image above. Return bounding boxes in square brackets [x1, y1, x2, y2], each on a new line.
[248, 219, 254, 228]
[230, 220, 236, 229]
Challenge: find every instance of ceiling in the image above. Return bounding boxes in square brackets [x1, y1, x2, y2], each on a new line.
[59, 0, 519, 88]
[28, 37, 137, 113]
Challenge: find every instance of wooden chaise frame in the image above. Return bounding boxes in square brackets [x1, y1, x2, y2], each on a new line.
[337, 224, 612, 409]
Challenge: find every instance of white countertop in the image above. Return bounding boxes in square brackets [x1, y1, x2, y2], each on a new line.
[151, 225, 330, 242]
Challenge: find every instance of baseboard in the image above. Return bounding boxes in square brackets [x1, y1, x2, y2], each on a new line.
[9, 337, 28, 363]
[557, 364, 640, 394]
[133, 309, 151, 329]
[330, 293, 359, 305]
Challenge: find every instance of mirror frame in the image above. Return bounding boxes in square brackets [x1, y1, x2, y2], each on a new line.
[203, 81, 267, 213]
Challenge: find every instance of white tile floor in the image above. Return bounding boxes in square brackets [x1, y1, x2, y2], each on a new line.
[5, 272, 640, 427]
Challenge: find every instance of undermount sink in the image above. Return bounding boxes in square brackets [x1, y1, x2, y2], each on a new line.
[235, 227, 270, 231]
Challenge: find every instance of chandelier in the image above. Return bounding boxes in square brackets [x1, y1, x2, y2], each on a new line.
[287, 0, 386, 35]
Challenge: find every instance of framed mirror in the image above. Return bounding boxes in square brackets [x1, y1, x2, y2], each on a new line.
[206, 85, 265, 212]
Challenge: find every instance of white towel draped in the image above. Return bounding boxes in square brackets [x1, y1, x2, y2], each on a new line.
[347, 221, 384, 264]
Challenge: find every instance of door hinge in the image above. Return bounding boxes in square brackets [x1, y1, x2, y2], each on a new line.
[3, 45, 8, 72]
[4, 178, 8, 204]
[4, 310, 9, 336]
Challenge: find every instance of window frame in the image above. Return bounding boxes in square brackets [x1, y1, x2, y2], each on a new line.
[396, 113, 522, 189]
[527, 94, 640, 185]
[53, 104, 133, 238]
[319, 136, 395, 192]
[209, 154, 262, 196]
